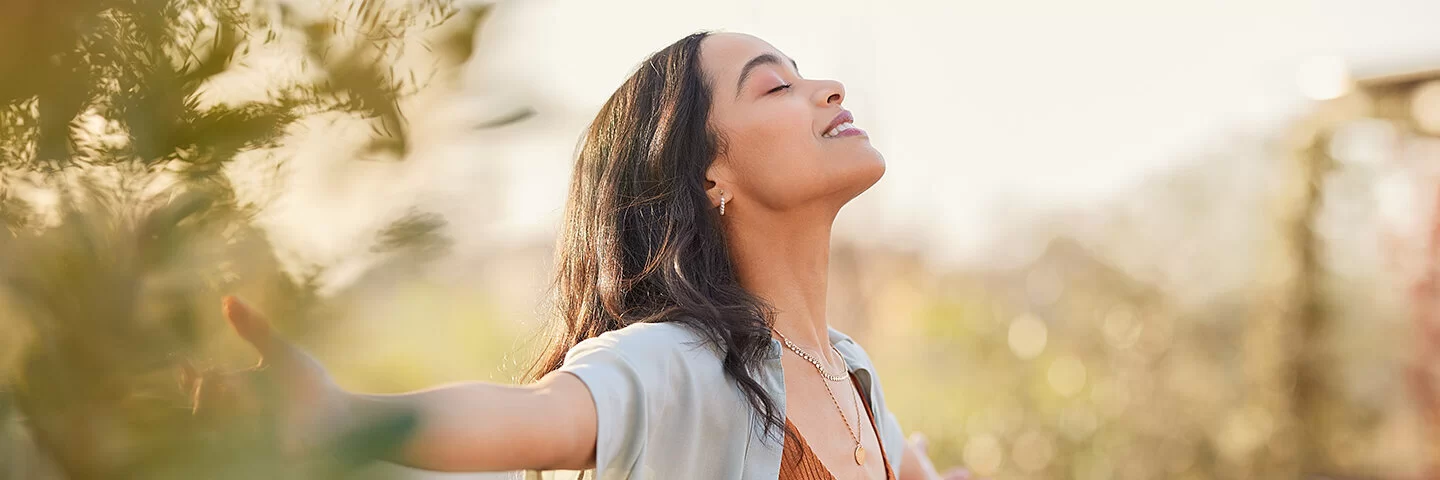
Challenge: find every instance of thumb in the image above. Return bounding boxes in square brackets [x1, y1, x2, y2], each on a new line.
[222, 296, 278, 356]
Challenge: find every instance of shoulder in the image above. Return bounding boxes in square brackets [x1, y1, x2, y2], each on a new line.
[557, 321, 762, 478]
[562, 320, 725, 381]
[567, 321, 711, 360]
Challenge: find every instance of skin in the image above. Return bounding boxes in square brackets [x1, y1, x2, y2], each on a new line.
[200, 32, 969, 480]
[702, 32, 888, 479]
[702, 32, 968, 480]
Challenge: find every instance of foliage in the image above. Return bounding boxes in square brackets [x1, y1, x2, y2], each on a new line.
[0, 0, 514, 476]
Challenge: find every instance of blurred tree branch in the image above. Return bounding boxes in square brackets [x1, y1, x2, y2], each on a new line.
[0, 0, 515, 476]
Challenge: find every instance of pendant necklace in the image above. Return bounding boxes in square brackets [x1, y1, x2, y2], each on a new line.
[775, 330, 866, 465]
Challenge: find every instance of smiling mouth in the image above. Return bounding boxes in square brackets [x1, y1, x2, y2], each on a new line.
[822, 110, 867, 139]
[822, 121, 857, 138]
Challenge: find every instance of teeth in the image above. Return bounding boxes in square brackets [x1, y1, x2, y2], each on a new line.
[823, 122, 855, 138]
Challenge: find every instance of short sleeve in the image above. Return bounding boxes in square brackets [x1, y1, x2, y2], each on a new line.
[880, 407, 906, 476]
[555, 336, 649, 479]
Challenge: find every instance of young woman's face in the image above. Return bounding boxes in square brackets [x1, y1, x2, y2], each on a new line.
[700, 33, 884, 217]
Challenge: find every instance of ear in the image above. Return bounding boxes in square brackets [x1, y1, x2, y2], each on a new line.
[703, 160, 734, 209]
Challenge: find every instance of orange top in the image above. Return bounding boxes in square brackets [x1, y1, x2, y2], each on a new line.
[779, 375, 898, 480]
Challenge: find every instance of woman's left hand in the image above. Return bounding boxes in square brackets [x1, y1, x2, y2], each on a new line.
[903, 433, 980, 480]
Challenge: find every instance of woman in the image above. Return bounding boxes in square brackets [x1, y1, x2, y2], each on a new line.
[208, 31, 969, 479]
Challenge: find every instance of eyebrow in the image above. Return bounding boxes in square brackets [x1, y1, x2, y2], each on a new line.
[735, 53, 799, 98]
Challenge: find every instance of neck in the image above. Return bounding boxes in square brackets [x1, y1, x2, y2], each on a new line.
[725, 204, 837, 352]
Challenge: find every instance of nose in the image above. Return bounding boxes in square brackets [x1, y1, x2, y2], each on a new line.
[813, 79, 845, 106]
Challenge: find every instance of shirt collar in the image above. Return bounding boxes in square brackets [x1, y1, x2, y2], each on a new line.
[764, 326, 881, 418]
[765, 326, 867, 372]
[826, 327, 866, 372]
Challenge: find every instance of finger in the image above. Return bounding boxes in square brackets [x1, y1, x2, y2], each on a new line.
[189, 375, 206, 414]
[222, 296, 277, 356]
[177, 359, 212, 415]
[178, 359, 199, 392]
[192, 370, 266, 418]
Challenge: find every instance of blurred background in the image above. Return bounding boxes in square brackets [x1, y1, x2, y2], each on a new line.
[5, 0, 1440, 479]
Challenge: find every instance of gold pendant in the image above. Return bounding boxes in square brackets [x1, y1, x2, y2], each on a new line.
[855, 445, 866, 465]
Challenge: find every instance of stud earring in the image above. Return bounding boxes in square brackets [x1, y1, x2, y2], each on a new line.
[719, 190, 727, 216]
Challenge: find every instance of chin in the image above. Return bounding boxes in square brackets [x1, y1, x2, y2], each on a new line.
[855, 150, 886, 183]
[834, 154, 886, 200]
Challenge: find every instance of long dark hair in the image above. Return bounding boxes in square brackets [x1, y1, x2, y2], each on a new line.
[527, 32, 785, 440]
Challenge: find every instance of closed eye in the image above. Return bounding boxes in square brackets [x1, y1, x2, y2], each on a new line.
[766, 83, 792, 95]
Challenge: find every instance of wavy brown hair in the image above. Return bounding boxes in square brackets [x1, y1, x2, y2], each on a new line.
[526, 31, 784, 441]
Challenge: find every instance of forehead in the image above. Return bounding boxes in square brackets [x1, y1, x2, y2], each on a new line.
[700, 33, 789, 95]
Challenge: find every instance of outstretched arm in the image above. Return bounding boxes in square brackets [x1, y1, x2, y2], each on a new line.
[214, 296, 598, 472]
[352, 372, 597, 472]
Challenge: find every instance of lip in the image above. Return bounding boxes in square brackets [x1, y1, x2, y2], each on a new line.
[821, 110, 866, 139]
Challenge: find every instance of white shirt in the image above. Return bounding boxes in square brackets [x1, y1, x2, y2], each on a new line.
[554, 321, 907, 479]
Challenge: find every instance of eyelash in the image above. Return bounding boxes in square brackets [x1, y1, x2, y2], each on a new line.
[766, 83, 792, 95]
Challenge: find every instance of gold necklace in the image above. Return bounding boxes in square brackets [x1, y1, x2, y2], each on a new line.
[775, 330, 866, 465]
[776, 330, 850, 382]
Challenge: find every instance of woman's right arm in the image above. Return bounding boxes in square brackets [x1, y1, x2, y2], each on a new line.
[212, 296, 598, 473]
[350, 372, 597, 472]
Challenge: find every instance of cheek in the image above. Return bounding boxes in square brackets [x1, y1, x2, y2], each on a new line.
[719, 104, 882, 209]
[730, 108, 814, 158]
[728, 118, 829, 201]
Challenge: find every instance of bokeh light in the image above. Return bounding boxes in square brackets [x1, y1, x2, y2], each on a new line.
[1047, 355, 1088, 397]
[962, 433, 1004, 477]
[1012, 430, 1057, 473]
[1008, 313, 1049, 359]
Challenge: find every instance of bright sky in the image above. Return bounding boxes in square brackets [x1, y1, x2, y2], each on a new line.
[245, 4, 1440, 477]
[263, 0, 1440, 272]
